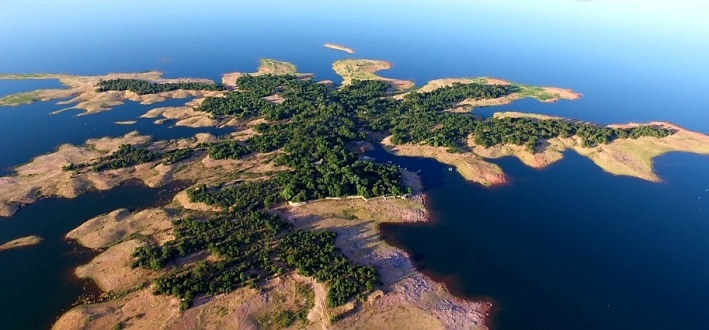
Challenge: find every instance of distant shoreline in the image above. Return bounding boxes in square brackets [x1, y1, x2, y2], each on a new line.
[324, 43, 355, 54]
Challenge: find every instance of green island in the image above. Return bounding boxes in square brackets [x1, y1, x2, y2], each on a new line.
[4, 58, 709, 330]
[96, 79, 225, 95]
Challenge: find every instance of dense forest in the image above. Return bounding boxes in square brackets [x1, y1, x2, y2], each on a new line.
[96, 79, 225, 95]
[133, 180, 377, 310]
[100, 73, 673, 313]
[195, 76, 671, 155]
[63, 145, 194, 171]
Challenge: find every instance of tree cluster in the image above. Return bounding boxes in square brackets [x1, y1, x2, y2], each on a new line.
[402, 82, 511, 112]
[63, 145, 194, 171]
[133, 180, 377, 310]
[96, 79, 224, 95]
[235, 74, 299, 97]
[129, 74, 674, 313]
[205, 140, 253, 160]
[186, 180, 283, 213]
[473, 117, 673, 151]
[161, 148, 195, 165]
[280, 230, 378, 307]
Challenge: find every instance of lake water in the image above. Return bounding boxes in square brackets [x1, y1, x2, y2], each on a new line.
[1, 0, 709, 329]
[0, 181, 187, 329]
[0, 96, 231, 176]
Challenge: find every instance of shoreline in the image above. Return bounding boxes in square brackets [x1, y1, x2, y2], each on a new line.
[0, 130, 213, 218]
[376, 113, 709, 186]
[0, 235, 43, 252]
[53, 194, 491, 330]
[279, 195, 492, 329]
[332, 58, 416, 92]
[3, 59, 709, 329]
[378, 218, 497, 328]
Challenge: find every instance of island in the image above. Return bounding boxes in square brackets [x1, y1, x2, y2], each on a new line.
[3, 57, 709, 330]
[0, 235, 43, 252]
[324, 43, 355, 54]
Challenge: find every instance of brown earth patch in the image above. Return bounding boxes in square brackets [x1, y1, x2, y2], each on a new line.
[380, 136, 506, 187]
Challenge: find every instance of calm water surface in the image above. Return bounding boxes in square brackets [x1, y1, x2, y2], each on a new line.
[373, 146, 709, 329]
[0, 89, 230, 175]
[1, 1, 709, 329]
[0, 181, 187, 330]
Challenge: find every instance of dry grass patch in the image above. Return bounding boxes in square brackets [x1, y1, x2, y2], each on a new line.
[0, 235, 42, 252]
[66, 208, 173, 249]
[0, 72, 222, 114]
[0, 132, 211, 217]
[75, 239, 159, 292]
[221, 59, 313, 88]
[380, 136, 506, 187]
[333, 59, 415, 92]
[482, 112, 709, 182]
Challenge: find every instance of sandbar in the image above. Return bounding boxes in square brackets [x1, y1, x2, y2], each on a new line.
[0, 235, 42, 252]
[324, 43, 355, 54]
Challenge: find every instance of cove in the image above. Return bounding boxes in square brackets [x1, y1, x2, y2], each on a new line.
[0, 79, 65, 98]
[0, 95, 232, 176]
[371, 144, 709, 330]
[0, 181, 187, 330]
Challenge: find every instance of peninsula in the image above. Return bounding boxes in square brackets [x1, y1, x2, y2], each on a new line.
[2, 57, 709, 330]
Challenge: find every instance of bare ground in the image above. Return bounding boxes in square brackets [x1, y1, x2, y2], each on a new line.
[332, 59, 415, 92]
[74, 239, 159, 292]
[0, 235, 42, 252]
[66, 208, 174, 249]
[0, 72, 222, 114]
[280, 197, 490, 329]
[479, 113, 709, 182]
[0, 132, 227, 217]
[221, 59, 313, 88]
[380, 136, 506, 187]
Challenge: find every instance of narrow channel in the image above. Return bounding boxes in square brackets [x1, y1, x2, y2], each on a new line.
[0, 180, 187, 329]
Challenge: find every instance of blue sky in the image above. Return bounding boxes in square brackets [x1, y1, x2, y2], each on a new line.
[0, 0, 706, 77]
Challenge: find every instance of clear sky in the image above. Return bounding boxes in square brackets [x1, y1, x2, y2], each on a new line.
[0, 0, 706, 77]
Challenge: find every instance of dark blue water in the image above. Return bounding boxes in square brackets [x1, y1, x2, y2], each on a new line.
[2, 1, 709, 329]
[372, 146, 709, 329]
[0, 79, 64, 97]
[0, 181, 187, 330]
[0, 90, 230, 175]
